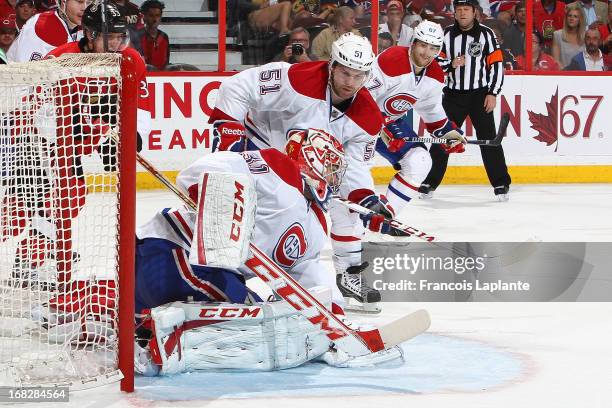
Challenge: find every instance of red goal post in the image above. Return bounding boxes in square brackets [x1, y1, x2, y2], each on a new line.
[0, 53, 137, 392]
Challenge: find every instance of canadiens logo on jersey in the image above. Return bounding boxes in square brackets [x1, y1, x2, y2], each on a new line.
[274, 223, 307, 268]
[384, 93, 418, 116]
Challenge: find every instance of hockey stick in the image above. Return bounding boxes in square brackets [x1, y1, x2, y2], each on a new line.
[333, 197, 435, 242]
[131, 149, 430, 357]
[391, 112, 511, 147]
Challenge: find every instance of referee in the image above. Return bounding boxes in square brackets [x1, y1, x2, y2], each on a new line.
[419, 0, 511, 201]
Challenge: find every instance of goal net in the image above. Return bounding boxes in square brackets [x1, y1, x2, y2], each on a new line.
[0, 54, 136, 390]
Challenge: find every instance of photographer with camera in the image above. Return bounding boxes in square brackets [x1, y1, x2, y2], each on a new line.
[274, 26, 316, 63]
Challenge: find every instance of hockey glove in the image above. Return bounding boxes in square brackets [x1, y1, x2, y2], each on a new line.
[357, 194, 396, 233]
[211, 120, 247, 152]
[358, 194, 395, 219]
[379, 117, 418, 153]
[432, 121, 466, 154]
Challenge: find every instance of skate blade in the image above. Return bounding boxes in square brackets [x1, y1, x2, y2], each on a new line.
[343, 298, 381, 314]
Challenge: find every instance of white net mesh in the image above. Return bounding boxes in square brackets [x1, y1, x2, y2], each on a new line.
[0, 54, 125, 389]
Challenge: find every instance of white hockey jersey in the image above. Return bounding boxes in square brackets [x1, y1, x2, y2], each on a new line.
[137, 149, 343, 305]
[367, 46, 451, 133]
[7, 11, 82, 62]
[210, 61, 384, 202]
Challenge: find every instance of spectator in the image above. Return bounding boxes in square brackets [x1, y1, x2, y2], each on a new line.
[515, 30, 560, 70]
[248, 0, 293, 35]
[291, 0, 336, 26]
[0, 14, 16, 62]
[489, 0, 519, 17]
[15, 0, 37, 29]
[496, 9, 513, 29]
[568, 0, 606, 27]
[564, 27, 612, 69]
[377, 31, 393, 53]
[597, 2, 611, 51]
[133, 0, 169, 70]
[311, 6, 360, 60]
[489, 20, 518, 69]
[34, 0, 56, 12]
[274, 26, 316, 62]
[534, 0, 566, 50]
[338, 0, 365, 18]
[503, 1, 525, 56]
[0, 0, 15, 22]
[378, 0, 413, 46]
[552, 3, 586, 68]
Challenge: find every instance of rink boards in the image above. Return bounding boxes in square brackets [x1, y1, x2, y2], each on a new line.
[117, 72, 612, 189]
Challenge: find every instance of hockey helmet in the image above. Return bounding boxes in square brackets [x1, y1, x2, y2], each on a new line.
[330, 32, 375, 72]
[412, 20, 444, 49]
[286, 128, 347, 208]
[83, 1, 128, 36]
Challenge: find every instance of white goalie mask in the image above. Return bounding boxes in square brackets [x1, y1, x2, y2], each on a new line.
[286, 128, 347, 209]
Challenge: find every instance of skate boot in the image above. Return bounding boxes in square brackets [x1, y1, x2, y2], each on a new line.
[336, 262, 381, 314]
[418, 183, 435, 199]
[494, 185, 509, 202]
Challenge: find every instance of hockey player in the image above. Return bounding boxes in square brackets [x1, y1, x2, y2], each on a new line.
[5, 1, 151, 285]
[133, 129, 395, 374]
[209, 33, 394, 314]
[136, 129, 346, 316]
[368, 20, 467, 214]
[7, 0, 88, 62]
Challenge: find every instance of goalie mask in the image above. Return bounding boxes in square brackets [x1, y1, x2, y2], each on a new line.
[286, 129, 347, 209]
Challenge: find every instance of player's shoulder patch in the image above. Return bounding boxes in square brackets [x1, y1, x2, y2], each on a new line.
[425, 59, 445, 84]
[34, 11, 70, 47]
[346, 88, 384, 136]
[287, 61, 328, 101]
[259, 149, 304, 193]
[377, 46, 412, 77]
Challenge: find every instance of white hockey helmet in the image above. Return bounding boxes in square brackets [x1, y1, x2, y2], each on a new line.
[286, 128, 347, 207]
[330, 32, 376, 72]
[412, 20, 445, 49]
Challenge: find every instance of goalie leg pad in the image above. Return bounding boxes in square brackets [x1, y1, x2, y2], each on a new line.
[147, 300, 332, 375]
[189, 172, 257, 269]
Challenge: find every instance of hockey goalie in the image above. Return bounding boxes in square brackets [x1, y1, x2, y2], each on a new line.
[133, 129, 406, 375]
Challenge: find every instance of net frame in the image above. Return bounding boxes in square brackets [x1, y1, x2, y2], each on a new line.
[0, 53, 137, 392]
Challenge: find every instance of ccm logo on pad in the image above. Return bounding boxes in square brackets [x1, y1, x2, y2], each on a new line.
[199, 306, 261, 319]
[229, 181, 245, 242]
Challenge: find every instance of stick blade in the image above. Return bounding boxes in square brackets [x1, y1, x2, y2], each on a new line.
[379, 309, 431, 348]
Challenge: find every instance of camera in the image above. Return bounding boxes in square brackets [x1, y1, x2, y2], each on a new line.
[291, 43, 305, 56]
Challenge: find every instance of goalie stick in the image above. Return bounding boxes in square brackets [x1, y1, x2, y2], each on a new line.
[130, 147, 430, 358]
[391, 112, 511, 147]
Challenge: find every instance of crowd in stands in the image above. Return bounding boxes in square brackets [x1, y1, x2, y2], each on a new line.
[0, 0, 173, 69]
[0, 0, 609, 70]
[238, 0, 611, 71]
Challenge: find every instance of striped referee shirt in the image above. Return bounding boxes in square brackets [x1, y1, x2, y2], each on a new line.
[438, 20, 504, 95]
